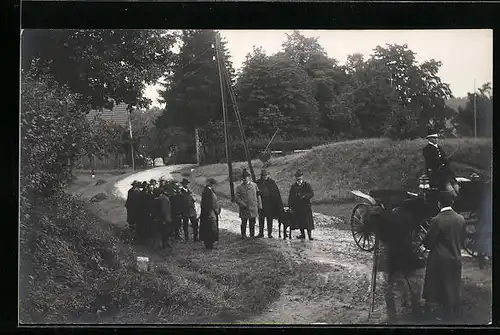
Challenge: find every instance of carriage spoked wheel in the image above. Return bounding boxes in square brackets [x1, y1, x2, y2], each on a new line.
[463, 211, 479, 257]
[351, 203, 376, 252]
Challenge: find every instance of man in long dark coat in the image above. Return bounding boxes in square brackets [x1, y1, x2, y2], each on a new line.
[422, 191, 466, 321]
[170, 184, 184, 240]
[134, 181, 149, 244]
[144, 182, 157, 247]
[287, 170, 315, 240]
[256, 169, 283, 238]
[179, 178, 199, 242]
[125, 181, 140, 234]
[200, 178, 221, 249]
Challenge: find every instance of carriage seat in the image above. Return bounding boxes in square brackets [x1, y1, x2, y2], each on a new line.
[369, 189, 417, 209]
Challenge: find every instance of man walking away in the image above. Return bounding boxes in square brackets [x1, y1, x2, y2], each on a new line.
[422, 191, 466, 322]
[235, 169, 262, 238]
[200, 178, 221, 249]
[375, 206, 425, 323]
[180, 178, 199, 242]
[257, 169, 284, 238]
[287, 170, 315, 240]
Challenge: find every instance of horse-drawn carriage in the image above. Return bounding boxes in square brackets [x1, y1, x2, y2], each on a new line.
[350, 171, 490, 257]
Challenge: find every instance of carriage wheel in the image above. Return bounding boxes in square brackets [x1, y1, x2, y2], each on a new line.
[463, 211, 479, 257]
[351, 203, 375, 252]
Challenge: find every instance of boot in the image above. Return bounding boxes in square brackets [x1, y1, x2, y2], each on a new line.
[240, 224, 247, 239]
[267, 220, 273, 238]
[307, 229, 313, 241]
[257, 216, 265, 237]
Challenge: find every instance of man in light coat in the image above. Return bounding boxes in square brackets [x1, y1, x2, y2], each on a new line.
[422, 191, 466, 322]
[235, 168, 262, 238]
[156, 186, 172, 249]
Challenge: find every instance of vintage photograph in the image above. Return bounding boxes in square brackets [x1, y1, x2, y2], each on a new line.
[19, 29, 492, 325]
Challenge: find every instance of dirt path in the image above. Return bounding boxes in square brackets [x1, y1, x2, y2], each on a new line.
[113, 165, 491, 324]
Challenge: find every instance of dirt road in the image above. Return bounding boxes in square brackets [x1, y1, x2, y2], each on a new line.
[113, 165, 491, 324]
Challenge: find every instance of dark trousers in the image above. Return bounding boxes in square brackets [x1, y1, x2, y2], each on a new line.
[241, 217, 256, 237]
[182, 216, 199, 241]
[258, 214, 274, 237]
[172, 215, 182, 239]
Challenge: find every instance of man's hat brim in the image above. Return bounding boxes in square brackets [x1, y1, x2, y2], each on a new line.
[425, 134, 439, 139]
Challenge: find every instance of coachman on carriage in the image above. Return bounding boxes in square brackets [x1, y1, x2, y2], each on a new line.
[350, 132, 491, 258]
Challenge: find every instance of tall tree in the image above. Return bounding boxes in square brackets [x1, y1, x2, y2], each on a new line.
[156, 29, 235, 131]
[235, 49, 319, 138]
[21, 29, 178, 110]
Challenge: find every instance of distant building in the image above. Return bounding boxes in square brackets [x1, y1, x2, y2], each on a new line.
[86, 102, 131, 128]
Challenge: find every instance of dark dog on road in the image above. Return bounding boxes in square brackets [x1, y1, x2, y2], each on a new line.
[278, 207, 299, 240]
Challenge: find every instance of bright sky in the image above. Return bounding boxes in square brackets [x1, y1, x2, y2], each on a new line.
[144, 29, 492, 108]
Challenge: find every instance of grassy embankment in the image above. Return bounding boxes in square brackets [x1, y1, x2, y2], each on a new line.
[187, 137, 491, 224]
[20, 171, 295, 324]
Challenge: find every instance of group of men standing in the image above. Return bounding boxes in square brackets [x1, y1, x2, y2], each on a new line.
[235, 168, 315, 240]
[125, 177, 218, 249]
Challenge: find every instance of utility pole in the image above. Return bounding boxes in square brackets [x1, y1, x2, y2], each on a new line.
[127, 108, 135, 170]
[222, 66, 257, 182]
[474, 79, 477, 138]
[215, 32, 235, 201]
[195, 128, 201, 165]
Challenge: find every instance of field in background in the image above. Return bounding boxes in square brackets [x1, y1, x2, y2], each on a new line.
[189, 137, 491, 221]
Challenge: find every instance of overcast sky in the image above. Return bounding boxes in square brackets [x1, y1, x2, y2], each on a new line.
[144, 29, 492, 107]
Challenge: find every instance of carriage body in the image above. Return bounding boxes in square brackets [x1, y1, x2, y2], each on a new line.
[350, 172, 490, 254]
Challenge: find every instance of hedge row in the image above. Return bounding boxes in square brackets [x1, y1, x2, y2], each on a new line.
[169, 137, 333, 164]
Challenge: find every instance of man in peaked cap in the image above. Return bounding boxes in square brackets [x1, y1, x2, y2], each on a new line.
[256, 169, 284, 238]
[422, 132, 457, 195]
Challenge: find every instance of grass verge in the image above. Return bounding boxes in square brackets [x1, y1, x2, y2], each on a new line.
[189, 137, 491, 218]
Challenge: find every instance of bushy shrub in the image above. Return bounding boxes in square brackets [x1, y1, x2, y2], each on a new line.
[21, 73, 90, 198]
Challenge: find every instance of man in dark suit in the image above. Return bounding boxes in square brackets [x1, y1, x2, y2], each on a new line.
[422, 191, 466, 322]
[288, 170, 315, 240]
[256, 169, 284, 238]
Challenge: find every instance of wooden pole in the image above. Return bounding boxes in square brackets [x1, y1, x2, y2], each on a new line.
[368, 235, 380, 320]
[222, 65, 257, 182]
[195, 128, 201, 165]
[215, 32, 235, 201]
[473, 79, 477, 138]
[128, 109, 135, 170]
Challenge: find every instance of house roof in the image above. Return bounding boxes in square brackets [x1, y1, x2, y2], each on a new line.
[86, 102, 130, 128]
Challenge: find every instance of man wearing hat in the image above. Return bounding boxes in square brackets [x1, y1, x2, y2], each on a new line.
[256, 169, 284, 238]
[125, 181, 140, 236]
[422, 133, 455, 193]
[179, 178, 199, 242]
[235, 168, 262, 238]
[287, 170, 315, 240]
[200, 178, 221, 249]
[170, 182, 184, 240]
[422, 191, 466, 322]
